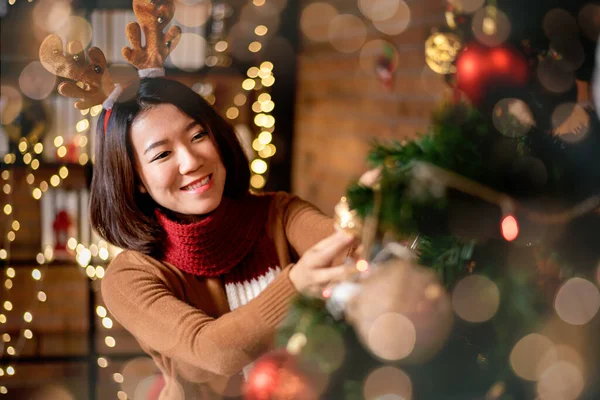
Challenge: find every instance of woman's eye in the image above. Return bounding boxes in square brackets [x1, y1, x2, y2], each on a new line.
[192, 132, 207, 141]
[152, 151, 170, 162]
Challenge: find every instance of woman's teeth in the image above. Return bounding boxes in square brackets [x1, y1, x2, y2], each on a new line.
[184, 175, 211, 191]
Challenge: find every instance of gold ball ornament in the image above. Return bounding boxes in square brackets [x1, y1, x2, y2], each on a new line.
[425, 32, 462, 74]
[346, 259, 454, 363]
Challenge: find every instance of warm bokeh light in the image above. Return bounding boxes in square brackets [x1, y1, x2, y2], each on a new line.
[242, 79, 256, 91]
[552, 103, 589, 142]
[367, 312, 416, 361]
[449, 0, 485, 13]
[19, 61, 57, 100]
[56, 16, 93, 48]
[472, 6, 511, 46]
[510, 333, 554, 381]
[300, 2, 339, 42]
[537, 361, 584, 400]
[170, 33, 206, 71]
[248, 41, 262, 52]
[0, 85, 23, 125]
[33, 0, 72, 33]
[255, 25, 268, 36]
[493, 98, 534, 137]
[452, 275, 500, 322]
[358, 0, 401, 21]
[554, 277, 600, 325]
[501, 215, 519, 241]
[250, 174, 266, 189]
[537, 57, 575, 94]
[363, 366, 412, 400]
[328, 14, 367, 53]
[372, 0, 411, 35]
[226, 107, 239, 119]
[174, 0, 210, 27]
[251, 159, 268, 174]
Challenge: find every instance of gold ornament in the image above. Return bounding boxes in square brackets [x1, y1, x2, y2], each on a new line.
[346, 259, 454, 363]
[425, 32, 462, 74]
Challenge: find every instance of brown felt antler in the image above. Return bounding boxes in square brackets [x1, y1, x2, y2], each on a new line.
[39, 35, 115, 110]
[123, 0, 182, 70]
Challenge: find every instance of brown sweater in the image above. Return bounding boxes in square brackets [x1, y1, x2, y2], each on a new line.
[101, 192, 335, 399]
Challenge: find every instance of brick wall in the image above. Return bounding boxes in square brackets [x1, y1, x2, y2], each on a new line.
[293, 0, 446, 213]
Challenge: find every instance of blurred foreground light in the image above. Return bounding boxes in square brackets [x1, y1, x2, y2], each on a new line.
[19, 62, 56, 100]
[367, 312, 416, 361]
[501, 215, 519, 241]
[328, 14, 367, 53]
[373, 0, 411, 35]
[554, 277, 600, 325]
[452, 275, 500, 322]
[510, 333, 554, 381]
[537, 361, 584, 400]
[363, 366, 412, 400]
[300, 2, 339, 42]
[0, 85, 23, 125]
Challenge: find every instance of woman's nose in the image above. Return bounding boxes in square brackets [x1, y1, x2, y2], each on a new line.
[178, 146, 202, 175]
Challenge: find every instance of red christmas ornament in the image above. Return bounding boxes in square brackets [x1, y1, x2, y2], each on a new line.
[244, 350, 317, 400]
[456, 45, 529, 104]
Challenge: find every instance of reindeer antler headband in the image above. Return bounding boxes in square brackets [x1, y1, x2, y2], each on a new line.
[39, 0, 182, 132]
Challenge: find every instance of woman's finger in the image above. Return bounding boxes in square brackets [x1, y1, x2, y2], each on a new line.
[308, 231, 356, 266]
[314, 264, 357, 284]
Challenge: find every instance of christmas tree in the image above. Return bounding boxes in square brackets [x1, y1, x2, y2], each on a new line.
[244, 2, 600, 399]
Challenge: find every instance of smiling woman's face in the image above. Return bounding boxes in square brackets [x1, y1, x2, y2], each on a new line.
[129, 103, 226, 216]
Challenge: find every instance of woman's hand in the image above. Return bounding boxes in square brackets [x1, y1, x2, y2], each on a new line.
[288, 230, 357, 297]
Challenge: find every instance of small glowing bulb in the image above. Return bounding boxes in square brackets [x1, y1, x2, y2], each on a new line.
[501, 215, 519, 241]
[37, 291, 47, 302]
[356, 259, 369, 272]
[11, 221, 20, 231]
[242, 79, 256, 91]
[255, 25, 268, 36]
[6, 268, 15, 278]
[24, 312, 33, 322]
[248, 41, 262, 53]
[105, 336, 116, 347]
[32, 269, 42, 280]
[24, 329, 33, 339]
[102, 317, 113, 329]
[96, 306, 107, 318]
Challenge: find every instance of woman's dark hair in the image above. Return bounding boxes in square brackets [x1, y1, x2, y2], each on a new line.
[89, 78, 250, 255]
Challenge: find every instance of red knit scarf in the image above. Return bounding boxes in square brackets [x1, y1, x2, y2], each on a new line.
[155, 194, 281, 284]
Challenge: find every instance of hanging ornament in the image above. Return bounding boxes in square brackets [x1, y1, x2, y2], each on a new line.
[374, 41, 398, 90]
[456, 44, 529, 104]
[244, 350, 318, 400]
[425, 32, 463, 74]
[346, 259, 454, 363]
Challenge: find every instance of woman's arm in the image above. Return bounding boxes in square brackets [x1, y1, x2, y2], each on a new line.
[102, 250, 297, 378]
[278, 192, 336, 256]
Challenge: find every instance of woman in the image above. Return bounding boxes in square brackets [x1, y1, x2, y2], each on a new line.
[91, 78, 356, 399]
